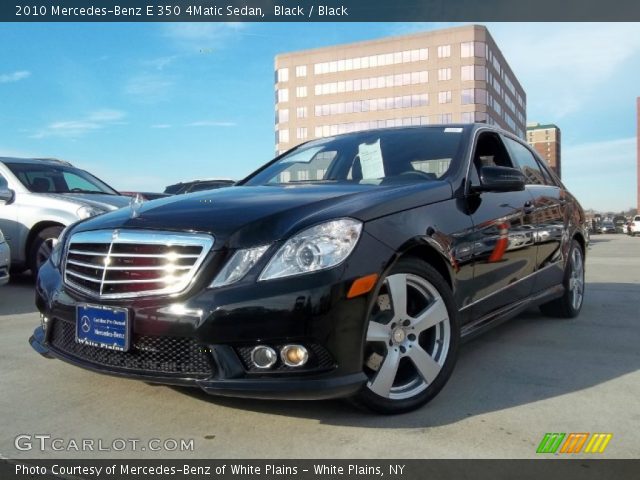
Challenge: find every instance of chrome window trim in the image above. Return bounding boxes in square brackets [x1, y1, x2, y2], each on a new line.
[63, 229, 214, 300]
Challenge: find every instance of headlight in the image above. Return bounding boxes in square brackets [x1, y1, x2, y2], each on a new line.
[77, 205, 106, 219]
[210, 245, 270, 288]
[49, 225, 72, 268]
[259, 218, 362, 281]
[0, 229, 4, 243]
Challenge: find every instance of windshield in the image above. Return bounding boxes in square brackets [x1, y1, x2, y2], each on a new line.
[5, 163, 118, 195]
[244, 127, 465, 187]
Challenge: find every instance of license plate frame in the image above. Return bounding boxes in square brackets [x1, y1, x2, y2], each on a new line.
[76, 304, 130, 352]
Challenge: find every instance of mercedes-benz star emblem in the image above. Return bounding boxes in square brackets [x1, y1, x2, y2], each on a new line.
[130, 193, 145, 219]
[81, 316, 91, 333]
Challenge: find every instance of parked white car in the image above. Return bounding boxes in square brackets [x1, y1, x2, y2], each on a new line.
[0, 157, 130, 274]
[0, 228, 9, 286]
[629, 215, 640, 236]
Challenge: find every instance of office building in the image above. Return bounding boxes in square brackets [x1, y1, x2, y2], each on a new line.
[274, 24, 527, 154]
[527, 123, 561, 178]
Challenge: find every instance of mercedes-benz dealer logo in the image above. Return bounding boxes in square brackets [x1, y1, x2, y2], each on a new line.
[81, 316, 91, 333]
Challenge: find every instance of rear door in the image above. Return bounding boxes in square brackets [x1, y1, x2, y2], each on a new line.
[502, 135, 566, 294]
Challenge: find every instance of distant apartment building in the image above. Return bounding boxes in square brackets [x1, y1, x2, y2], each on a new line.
[274, 24, 527, 154]
[527, 123, 561, 178]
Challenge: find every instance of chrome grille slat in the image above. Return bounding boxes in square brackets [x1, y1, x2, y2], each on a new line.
[63, 229, 214, 299]
[68, 250, 200, 259]
[103, 265, 192, 271]
[66, 270, 103, 283]
[101, 277, 188, 285]
[67, 259, 107, 269]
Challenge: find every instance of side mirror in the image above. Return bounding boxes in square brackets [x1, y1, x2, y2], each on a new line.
[474, 166, 525, 192]
[0, 187, 14, 204]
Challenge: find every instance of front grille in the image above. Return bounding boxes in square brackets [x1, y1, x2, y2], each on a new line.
[50, 320, 214, 378]
[236, 344, 335, 373]
[63, 229, 214, 299]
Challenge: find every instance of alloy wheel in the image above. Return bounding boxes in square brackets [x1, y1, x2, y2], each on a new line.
[568, 247, 584, 311]
[364, 273, 451, 400]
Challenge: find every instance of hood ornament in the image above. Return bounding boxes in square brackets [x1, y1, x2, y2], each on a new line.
[130, 193, 145, 219]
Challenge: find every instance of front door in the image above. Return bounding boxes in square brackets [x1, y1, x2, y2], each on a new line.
[464, 131, 538, 319]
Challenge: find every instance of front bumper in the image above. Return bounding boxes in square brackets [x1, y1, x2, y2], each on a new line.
[31, 233, 393, 400]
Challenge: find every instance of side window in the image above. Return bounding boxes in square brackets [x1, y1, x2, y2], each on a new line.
[63, 171, 98, 192]
[0, 173, 8, 190]
[503, 137, 549, 186]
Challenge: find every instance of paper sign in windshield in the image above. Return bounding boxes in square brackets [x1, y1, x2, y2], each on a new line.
[358, 139, 385, 179]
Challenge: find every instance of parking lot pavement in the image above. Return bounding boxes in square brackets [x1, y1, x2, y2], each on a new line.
[0, 234, 638, 460]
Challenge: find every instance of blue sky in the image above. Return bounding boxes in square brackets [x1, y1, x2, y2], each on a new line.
[0, 22, 638, 211]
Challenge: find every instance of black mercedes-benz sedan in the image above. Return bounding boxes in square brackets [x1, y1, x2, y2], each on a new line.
[30, 125, 587, 413]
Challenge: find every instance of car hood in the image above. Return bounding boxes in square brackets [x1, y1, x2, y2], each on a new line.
[40, 193, 131, 210]
[73, 182, 452, 249]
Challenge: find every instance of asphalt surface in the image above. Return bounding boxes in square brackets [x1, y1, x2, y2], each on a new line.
[0, 234, 638, 459]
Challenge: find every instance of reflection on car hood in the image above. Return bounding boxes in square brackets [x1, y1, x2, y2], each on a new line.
[73, 182, 452, 248]
[41, 193, 131, 210]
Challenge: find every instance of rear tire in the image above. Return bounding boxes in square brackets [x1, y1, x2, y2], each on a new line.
[352, 257, 460, 414]
[539, 240, 584, 318]
[28, 226, 63, 277]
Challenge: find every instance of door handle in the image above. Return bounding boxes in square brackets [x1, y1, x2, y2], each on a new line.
[523, 201, 535, 214]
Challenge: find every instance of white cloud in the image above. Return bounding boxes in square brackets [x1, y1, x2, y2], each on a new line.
[31, 109, 126, 139]
[185, 120, 236, 128]
[151, 124, 172, 129]
[143, 55, 179, 71]
[87, 109, 126, 122]
[0, 70, 31, 83]
[162, 23, 245, 50]
[124, 74, 173, 102]
[561, 137, 637, 211]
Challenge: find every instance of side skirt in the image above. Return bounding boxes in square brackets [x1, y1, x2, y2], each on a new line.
[460, 284, 565, 342]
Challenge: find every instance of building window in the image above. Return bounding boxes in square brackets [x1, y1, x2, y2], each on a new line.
[277, 88, 289, 103]
[296, 86, 307, 98]
[277, 68, 289, 82]
[461, 65, 473, 81]
[295, 65, 307, 77]
[278, 129, 289, 144]
[438, 91, 452, 104]
[438, 68, 452, 81]
[460, 41, 486, 58]
[461, 112, 475, 123]
[278, 109, 289, 123]
[296, 127, 308, 140]
[461, 89, 474, 105]
[437, 45, 451, 58]
[296, 106, 307, 119]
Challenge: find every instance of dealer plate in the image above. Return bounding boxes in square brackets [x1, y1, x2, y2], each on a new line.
[76, 304, 130, 351]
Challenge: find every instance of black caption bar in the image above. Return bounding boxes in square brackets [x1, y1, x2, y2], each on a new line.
[2, 459, 640, 480]
[2, 0, 640, 22]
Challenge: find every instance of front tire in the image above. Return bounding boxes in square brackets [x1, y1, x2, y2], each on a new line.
[539, 239, 585, 318]
[353, 258, 460, 414]
[29, 226, 63, 277]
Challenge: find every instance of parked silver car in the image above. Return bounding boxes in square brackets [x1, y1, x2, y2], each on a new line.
[0, 157, 130, 274]
[0, 228, 9, 286]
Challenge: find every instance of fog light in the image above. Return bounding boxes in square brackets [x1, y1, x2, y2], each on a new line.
[251, 346, 277, 369]
[40, 314, 50, 332]
[280, 345, 309, 367]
